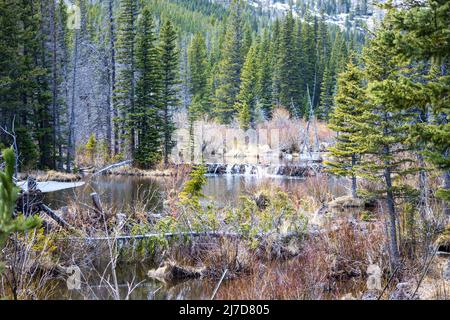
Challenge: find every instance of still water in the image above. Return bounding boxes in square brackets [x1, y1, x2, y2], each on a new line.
[44, 174, 311, 211]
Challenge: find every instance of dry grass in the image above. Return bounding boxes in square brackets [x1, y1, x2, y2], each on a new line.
[18, 170, 81, 182]
[216, 221, 388, 299]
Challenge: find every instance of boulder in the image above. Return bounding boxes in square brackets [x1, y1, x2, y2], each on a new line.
[147, 261, 206, 282]
[328, 195, 365, 209]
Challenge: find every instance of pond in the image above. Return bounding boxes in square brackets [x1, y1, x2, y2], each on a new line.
[43, 174, 319, 211]
[42, 173, 346, 300]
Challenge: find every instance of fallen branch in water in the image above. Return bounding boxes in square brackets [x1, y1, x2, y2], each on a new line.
[92, 160, 132, 177]
[211, 268, 228, 300]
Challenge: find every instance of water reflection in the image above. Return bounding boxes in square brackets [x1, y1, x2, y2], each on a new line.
[44, 175, 312, 210]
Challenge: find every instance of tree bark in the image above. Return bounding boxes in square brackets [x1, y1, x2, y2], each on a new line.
[384, 145, 400, 268]
[351, 153, 357, 198]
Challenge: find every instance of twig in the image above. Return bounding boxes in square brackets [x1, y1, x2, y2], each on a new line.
[410, 244, 440, 299]
[377, 257, 405, 300]
[210, 268, 228, 300]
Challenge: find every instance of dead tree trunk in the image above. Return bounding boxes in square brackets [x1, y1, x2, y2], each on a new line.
[67, 30, 79, 172]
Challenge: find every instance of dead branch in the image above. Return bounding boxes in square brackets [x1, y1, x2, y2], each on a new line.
[91, 160, 132, 177]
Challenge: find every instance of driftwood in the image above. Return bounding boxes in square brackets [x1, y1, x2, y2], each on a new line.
[92, 160, 132, 177]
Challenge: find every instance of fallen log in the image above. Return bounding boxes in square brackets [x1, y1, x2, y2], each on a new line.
[40, 203, 72, 229]
[92, 160, 132, 177]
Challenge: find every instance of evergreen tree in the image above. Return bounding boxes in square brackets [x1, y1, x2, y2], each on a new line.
[213, 0, 245, 124]
[134, 7, 162, 168]
[159, 20, 179, 166]
[235, 44, 258, 130]
[1, 148, 40, 267]
[188, 33, 208, 112]
[301, 12, 317, 108]
[325, 56, 366, 198]
[271, 18, 282, 107]
[317, 64, 334, 120]
[278, 10, 300, 115]
[388, 0, 450, 206]
[257, 28, 273, 118]
[114, 0, 137, 157]
[353, 24, 418, 267]
[188, 33, 208, 162]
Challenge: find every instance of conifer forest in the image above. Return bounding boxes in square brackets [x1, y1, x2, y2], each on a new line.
[0, 0, 449, 301]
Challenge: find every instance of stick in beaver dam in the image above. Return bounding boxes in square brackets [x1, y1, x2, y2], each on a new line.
[91, 160, 132, 177]
[70, 231, 302, 243]
[210, 268, 228, 300]
[40, 204, 72, 229]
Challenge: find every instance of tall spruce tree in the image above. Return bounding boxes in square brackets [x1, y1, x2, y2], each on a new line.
[235, 44, 258, 130]
[134, 7, 162, 169]
[278, 10, 300, 115]
[326, 56, 366, 198]
[213, 0, 245, 124]
[388, 0, 450, 211]
[188, 33, 208, 162]
[353, 24, 418, 267]
[159, 20, 179, 166]
[257, 28, 273, 119]
[114, 0, 136, 157]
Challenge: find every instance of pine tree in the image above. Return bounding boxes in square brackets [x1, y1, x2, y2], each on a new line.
[213, 0, 245, 124]
[353, 24, 418, 267]
[271, 18, 282, 107]
[257, 28, 273, 119]
[134, 7, 162, 169]
[159, 20, 179, 166]
[317, 64, 334, 120]
[278, 10, 300, 115]
[188, 33, 208, 112]
[301, 12, 317, 108]
[114, 0, 137, 157]
[188, 33, 208, 162]
[0, 148, 40, 263]
[325, 56, 366, 198]
[235, 44, 258, 130]
[388, 0, 450, 207]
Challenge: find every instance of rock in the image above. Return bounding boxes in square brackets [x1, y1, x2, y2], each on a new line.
[147, 261, 206, 282]
[361, 291, 378, 300]
[389, 282, 414, 300]
[328, 196, 365, 209]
